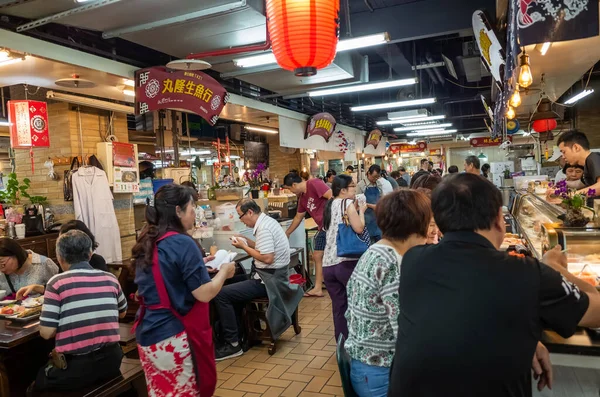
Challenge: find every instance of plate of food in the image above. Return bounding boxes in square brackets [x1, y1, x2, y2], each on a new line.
[0, 305, 42, 323]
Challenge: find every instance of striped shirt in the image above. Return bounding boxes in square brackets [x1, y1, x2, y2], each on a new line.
[253, 213, 290, 269]
[40, 262, 127, 354]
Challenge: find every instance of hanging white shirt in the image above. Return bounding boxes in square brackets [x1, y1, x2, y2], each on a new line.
[72, 167, 122, 264]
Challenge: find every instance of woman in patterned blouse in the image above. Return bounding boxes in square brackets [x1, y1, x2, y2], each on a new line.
[344, 190, 432, 397]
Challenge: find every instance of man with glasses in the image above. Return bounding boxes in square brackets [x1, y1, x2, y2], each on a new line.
[356, 164, 392, 243]
[213, 199, 291, 360]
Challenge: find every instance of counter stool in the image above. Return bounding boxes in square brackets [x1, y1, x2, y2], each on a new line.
[244, 297, 301, 355]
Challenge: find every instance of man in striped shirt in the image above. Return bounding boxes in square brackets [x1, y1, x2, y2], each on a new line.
[32, 230, 127, 392]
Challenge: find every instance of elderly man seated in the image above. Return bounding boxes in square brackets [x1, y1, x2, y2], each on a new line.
[30, 230, 127, 393]
[214, 199, 303, 361]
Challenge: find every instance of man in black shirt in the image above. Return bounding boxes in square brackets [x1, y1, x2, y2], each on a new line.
[389, 173, 600, 397]
[410, 158, 430, 187]
[558, 130, 600, 199]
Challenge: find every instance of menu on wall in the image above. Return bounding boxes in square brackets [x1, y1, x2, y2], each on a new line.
[113, 167, 139, 193]
[244, 141, 269, 169]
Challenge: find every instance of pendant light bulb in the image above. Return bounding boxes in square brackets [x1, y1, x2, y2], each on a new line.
[384, 155, 389, 161]
[506, 106, 516, 120]
[510, 86, 522, 108]
[518, 53, 533, 88]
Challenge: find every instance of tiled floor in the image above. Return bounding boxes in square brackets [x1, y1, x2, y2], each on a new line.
[214, 292, 343, 397]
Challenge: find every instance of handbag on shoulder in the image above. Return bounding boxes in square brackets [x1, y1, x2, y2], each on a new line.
[336, 199, 370, 258]
[63, 157, 79, 201]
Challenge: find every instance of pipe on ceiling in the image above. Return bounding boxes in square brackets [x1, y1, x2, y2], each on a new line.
[16, 0, 124, 32]
[187, 26, 270, 59]
[423, 63, 439, 85]
[426, 54, 445, 86]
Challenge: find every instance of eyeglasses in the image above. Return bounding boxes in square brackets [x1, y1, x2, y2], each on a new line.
[348, 184, 357, 188]
[239, 211, 248, 220]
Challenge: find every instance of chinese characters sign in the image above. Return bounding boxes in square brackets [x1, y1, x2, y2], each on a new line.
[7, 100, 50, 148]
[305, 113, 336, 142]
[470, 136, 511, 147]
[390, 142, 427, 154]
[365, 129, 383, 149]
[135, 67, 229, 125]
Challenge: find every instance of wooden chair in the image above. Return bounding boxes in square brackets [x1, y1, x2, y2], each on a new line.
[244, 298, 301, 355]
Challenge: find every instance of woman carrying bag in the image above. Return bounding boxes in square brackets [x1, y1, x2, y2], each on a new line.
[322, 175, 367, 340]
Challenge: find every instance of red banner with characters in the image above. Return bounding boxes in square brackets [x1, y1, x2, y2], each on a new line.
[305, 113, 336, 142]
[470, 136, 511, 147]
[390, 142, 427, 153]
[7, 100, 50, 148]
[135, 67, 229, 125]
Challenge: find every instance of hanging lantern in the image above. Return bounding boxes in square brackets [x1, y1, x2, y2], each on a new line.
[266, 0, 340, 77]
[510, 85, 522, 108]
[518, 52, 533, 88]
[532, 118, 557, 133]
[7, 100, 50, 172]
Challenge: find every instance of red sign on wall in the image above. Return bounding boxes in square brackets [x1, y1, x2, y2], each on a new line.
[135, 67, 229, 125]
[390, 142, 427, 153]
[7, 100, 50, 148]
[306, 113, 336, 142]
[366, 129, 383, 149]
[470, 136, 511, 147]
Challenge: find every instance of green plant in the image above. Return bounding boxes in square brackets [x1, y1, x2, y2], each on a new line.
[0, 173, 47, 206]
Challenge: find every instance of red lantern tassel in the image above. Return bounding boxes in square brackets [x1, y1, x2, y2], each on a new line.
[30, 147, 34, 172]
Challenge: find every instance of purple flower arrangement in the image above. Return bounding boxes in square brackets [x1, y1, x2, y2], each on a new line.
[245, 162, 267, 189]
[550, 180, 595, 210]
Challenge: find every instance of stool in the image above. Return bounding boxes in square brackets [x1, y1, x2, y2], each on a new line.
[245, 297, 301, 355]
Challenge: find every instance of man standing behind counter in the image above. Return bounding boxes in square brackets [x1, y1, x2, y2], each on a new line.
[558, 130, 600, 202]
[357, 165, 392, 243]
[389, 173, 600, 397]
[283, 172, 332, 298]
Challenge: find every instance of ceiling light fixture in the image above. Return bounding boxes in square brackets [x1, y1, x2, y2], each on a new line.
[309, 78, 417, 97]
[46, 91, 134, 113]
[0, 120, 9, 126]
[540, 42, 551, 56]
[122, 89, 135, 97]
[123, 79, 135, 87]
[0, 49, 10, 60]
[509, 85, 521, 108]
[377, 115, 445, 126]
[351, 97, 435, 112]
[393, 123, 452, 132]
[245, 125, 279, 134]
[564, 89, 594, 105]
[506, 106, 516, 120]
[234, 32, 390, 68]
[518, 51, 533, 88]
[406, 129, 457, 137]
[0, 56, 26, 67]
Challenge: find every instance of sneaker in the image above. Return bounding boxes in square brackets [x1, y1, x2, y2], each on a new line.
[215, 343, 243, 361]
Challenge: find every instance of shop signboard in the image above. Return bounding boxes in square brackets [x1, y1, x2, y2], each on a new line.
[112, 142, 136, 167]
[518, 0, 599, 46]
[305, 113, 336, 142]
[390, 142, 427, 154]
[365, 129, 383, 149]
[472, 10, 505, 86]
[135, 67, 229, 126]
[470, 136, 512, 147]
[7, 100, 50, 148]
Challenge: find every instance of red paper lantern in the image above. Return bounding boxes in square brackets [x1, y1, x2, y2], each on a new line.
[266, 0, 340, 77]
[532, 118, 557, 133]
[7, 100, 50, 148]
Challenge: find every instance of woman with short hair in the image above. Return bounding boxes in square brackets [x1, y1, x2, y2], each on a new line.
[345, 190, 432, 397]
[60, 220, 108, 271]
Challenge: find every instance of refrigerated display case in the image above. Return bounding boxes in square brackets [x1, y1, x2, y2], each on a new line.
[511, 193, 563, 259]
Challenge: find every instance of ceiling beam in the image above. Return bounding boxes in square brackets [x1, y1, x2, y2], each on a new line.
[16, 0, 124, 32]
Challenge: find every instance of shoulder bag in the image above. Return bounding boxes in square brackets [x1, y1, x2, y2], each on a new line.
[336, 199, 370, 258]
[63, 157, 80, 201]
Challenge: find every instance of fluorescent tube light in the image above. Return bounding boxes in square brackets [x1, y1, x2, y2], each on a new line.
[0, 49, 10, 60]
[393, 123, 452, 132]
[123, 79, 135, 87]
[406, 129, 457, 137]
[540, 42, 551, 56]
[336, 32, 390, 52]
[122, 89, 135, 97]
[403, 120, 443, 126]
[378, 115, 445, 126]
[0, 120, 9, 126]
[351, 97, 436, 112]
[0, 56, 26, 67]
[245, 125, 279, 134]
[234, 32, 390, 68]
[309, 78, 417, 97]
[46, 91, 135, 113]
[564, 89, 594, 105]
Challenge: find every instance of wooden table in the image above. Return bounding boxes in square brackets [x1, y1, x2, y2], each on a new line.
[0, 320, 137, 396]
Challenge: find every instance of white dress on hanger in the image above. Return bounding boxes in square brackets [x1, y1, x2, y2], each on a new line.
[72, 166, 123, 264]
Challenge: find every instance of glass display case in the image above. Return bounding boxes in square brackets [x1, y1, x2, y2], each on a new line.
[512, 193, 563, 259]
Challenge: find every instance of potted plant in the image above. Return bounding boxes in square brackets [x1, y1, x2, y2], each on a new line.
[551, 180, 596, 227]
[0, 173, 46, 207]
[245, 163, 266, 199]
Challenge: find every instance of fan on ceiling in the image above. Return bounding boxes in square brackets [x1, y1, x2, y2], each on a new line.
[279, 146, 297, 154]
[55, 74, 96, 88]
[166, 59, 212, 71]
[396, 86, 416, 101]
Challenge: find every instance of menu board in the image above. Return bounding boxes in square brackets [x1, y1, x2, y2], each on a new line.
[244, 141, 269, 169]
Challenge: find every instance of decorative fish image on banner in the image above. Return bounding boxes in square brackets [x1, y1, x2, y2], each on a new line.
[305, 113, 337, 142]
[518, 0, 599, 45]
[365, 129, 383, 149]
